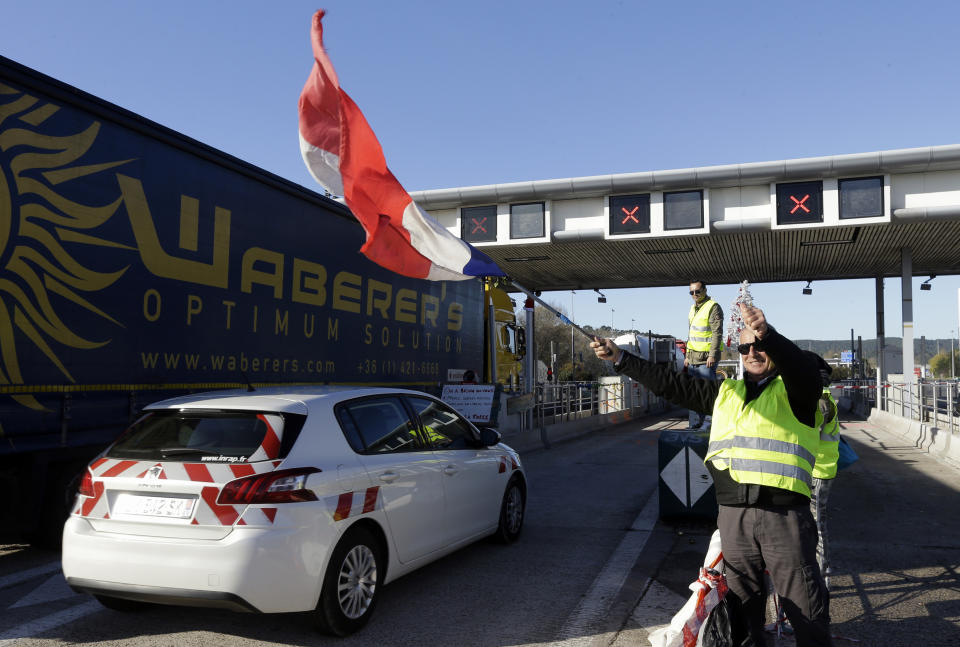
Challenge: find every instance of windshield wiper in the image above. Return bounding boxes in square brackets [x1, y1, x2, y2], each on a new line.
[158, 447, 219, 459]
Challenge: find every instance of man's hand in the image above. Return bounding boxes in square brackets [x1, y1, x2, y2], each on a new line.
[739, 303, 768, 338]
[590, 337, 621, 362]
[683, 357, 689, 368]
[706, 356, 716, 368]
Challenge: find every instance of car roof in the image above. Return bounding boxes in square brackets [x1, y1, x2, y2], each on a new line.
[145, 385, 440, 414]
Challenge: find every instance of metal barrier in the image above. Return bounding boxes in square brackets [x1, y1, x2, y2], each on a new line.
[834, 378, 879, 415]
[875, 378, 958, 435]
[526, 376, 958, 435]
[532, 379, 672, 428]
[535, 382, 599, 427]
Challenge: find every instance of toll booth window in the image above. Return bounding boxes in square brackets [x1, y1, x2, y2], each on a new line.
[839, 176, 883, 219]
[664, 190, 703, 230]
[776, 181, 822, 225]
[462, 205, 497, 243]
[609, 194, 650, 235]
[510, 202, 545, 239]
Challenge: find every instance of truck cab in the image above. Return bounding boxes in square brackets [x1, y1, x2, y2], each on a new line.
[484, 282, 525, 390]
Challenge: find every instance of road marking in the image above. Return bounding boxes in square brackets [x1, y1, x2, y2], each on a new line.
[625, 580, 687, 642]
[551, 490, 659, 646]
[11, 573, 80, 608]
[0, 600, 101, 646]
[0, 562, 62, 590]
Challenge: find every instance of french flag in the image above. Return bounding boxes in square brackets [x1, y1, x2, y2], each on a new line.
[298, 10, 504, 281]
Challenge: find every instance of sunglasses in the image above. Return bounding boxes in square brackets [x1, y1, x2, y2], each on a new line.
[689, 289, 704, 295]
[737, 342, 764, 355]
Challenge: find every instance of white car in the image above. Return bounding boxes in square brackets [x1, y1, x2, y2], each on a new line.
[62, 386, 526, 635]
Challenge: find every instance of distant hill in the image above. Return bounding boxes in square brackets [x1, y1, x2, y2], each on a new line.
[793, 337, 955, 362]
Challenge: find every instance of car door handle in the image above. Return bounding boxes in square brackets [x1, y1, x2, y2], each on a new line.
[443, 465, 458, 476]
[378, 472, 398, 483]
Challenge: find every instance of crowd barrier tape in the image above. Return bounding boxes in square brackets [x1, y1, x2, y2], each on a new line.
[832, 384, 891, 390]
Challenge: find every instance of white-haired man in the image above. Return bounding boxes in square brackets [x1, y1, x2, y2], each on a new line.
[591, 303, 833, 647]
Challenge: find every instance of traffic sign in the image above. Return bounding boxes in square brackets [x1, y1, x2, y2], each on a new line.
[461, 205, 497, 242]
[609, 194, 650, 235]
[776, 180, 822, 224]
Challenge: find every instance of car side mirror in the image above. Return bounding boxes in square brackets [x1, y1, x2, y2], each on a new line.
[478, 427, 501, 447]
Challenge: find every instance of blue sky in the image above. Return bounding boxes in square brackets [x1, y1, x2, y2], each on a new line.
[5, 0, 960, 342]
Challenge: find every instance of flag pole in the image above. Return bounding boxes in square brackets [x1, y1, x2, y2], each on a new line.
[507, 279, 598, 341]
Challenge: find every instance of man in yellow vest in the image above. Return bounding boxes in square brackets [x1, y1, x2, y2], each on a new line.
[591, 304, 833, 646]
[685, 280, 723, 430]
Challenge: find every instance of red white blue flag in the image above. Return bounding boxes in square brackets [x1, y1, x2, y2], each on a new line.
[298, 10, 504, 281]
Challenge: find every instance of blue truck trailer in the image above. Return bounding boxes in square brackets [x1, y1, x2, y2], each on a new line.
[0, 56, 520, 545]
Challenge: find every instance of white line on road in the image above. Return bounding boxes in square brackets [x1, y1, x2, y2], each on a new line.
[551, 490, 660, 647]
[624, 579, 687, 642]
[0, 562, 62, 590]
[0, 599, 101, 646]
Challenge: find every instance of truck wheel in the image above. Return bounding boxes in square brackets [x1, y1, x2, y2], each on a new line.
[492, 476, 525, 544]
[94, 595, 148, 612]
[314, 525, 384, 636]
[31, 467, 82, 548]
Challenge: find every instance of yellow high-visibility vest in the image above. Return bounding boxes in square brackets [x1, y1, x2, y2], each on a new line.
[687, 299, 717, 353]
[705, 377, 820, 497]
[812, 388, 840, 480]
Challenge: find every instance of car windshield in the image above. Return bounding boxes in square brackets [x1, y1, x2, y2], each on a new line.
[107, 410, 294, 463]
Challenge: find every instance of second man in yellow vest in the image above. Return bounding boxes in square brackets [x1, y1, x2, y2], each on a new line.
[685, 280, 723, 430]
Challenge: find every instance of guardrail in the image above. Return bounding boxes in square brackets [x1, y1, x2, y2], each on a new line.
[880, 379, 959, 434]
[536, 382, 599, 426]
[525, 376, 959, 438]
[531, 380, 673, 428]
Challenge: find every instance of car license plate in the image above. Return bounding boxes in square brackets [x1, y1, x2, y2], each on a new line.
[114, 493, 197, 518]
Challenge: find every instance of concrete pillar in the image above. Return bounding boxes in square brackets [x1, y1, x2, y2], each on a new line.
[901, 248, 915, 417]
[876, 276, 886, 393]
[524, 298, 535, 429]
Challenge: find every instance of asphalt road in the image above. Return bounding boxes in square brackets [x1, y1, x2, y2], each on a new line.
[615, 412, 960, 647]
[0, 412, 678, 647]
[2, 410, 958, 646]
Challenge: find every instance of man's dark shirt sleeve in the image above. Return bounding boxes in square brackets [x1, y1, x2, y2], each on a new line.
[613, 353, 720, 415]
[614, 327, 820, 424]
[753, 328, 822, 427]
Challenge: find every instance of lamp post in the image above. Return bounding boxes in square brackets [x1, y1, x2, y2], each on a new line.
[611, 308, 615, 332]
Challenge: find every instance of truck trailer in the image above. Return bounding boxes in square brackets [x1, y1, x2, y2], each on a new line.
[0, 55, 523, 545]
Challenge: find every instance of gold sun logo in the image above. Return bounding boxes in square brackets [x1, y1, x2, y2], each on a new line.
[0, 81, 133, 411]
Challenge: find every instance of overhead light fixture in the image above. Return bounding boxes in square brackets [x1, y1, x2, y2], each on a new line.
[799, 227, 861, 247]
[504, 255, 551, 262]
[920, 274, 936, 291]
[594, 288, 607, 304]
[802, 280, 813, 296]
[642, 247, 695, 255]
[798, 239, 856, 247]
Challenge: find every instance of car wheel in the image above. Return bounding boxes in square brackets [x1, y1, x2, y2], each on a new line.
[493, 476, 525, 544]
[94, 595, 148, 612]
[314, 525, 384, 636]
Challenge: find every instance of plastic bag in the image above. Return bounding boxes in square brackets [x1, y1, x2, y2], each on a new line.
[697, 593, 737, 646]
[837, 434, 859, 470]
[649, 531, 727, 647]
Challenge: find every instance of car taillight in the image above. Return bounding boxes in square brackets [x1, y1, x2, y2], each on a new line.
[78, 469, 94, 497]
[217, 467, 321, 505]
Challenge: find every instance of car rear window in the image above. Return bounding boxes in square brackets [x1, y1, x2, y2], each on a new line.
[106, 410, 305, 463]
